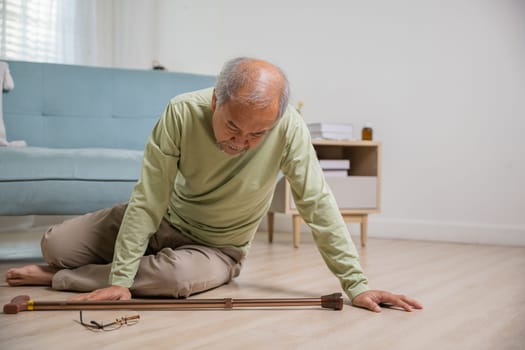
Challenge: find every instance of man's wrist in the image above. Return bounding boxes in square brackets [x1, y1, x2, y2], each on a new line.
[109, 275, 133, 288]
[110, 284, 130, 289]
[347, 283, 370, 301]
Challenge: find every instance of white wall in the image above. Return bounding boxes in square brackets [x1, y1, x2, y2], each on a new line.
[117, 0, 525, 245]
[47, 0, 158, 68]
[111, 0, 159, 69]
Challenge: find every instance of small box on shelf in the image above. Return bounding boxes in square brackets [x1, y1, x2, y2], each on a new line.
[319, 159, 350, 170]
[308, 122, 354, 141]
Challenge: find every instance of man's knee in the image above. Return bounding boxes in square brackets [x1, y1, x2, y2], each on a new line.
[154, 262, 199, 298]
[132, 264, 194, 297]
[41, 224, 68, 268]
[133, 248, 233, 298]
[168, 276, 193, 298]
[41, 204, 125, 268]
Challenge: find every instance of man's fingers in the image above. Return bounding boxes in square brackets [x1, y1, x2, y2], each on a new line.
[353, 295, 382, 312]
[369, 301, 382, 313]
[363, 299, 382, 313]
[396, 299, 413, 312]
[69, 287, 131, 301]
[390, 294, 424, 311]
[382, 293, 422, 312]
[352, 290, 423, 313]
[401, 295, 424, 309]
[69, 292, 92, 301]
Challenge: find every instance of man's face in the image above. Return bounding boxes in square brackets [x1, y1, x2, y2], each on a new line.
[211, 92, 279, 156]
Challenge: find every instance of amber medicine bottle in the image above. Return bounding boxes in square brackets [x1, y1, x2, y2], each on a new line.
[362, 122, 373, 141]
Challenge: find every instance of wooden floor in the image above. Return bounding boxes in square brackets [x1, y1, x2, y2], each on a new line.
[0, 231, 524, 350]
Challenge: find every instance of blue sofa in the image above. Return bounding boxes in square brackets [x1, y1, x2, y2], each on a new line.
[0, 61, 215, 215]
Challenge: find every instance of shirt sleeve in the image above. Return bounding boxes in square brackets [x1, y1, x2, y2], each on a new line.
[109, 102, 181, 287]
[280, 113, 369, 300]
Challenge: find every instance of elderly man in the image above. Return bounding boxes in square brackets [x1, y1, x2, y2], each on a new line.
[6, 57, 422, 313]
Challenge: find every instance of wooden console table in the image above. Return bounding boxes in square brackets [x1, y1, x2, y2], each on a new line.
[267, 140, 382, 248]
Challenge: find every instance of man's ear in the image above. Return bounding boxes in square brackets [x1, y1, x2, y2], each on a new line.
[211, 89, 217, 112]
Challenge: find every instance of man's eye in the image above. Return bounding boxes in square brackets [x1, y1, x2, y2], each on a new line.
[227, 124, 239, 132]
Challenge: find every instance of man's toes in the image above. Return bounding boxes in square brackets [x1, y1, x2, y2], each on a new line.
[5, 270, 16, 280]
[5, 273, 23, 285]
[6, 278, 21, 286]
[5, 268, 28, 285]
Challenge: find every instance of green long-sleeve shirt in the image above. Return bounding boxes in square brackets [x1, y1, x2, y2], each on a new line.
[110, 88, 369, 299]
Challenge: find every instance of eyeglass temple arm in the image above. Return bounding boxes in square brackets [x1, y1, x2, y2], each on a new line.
[107, 314, 141, 327]
[79, 311, 140, 329]
[120, 314, 140, 323]
[79, 310, 103, 329]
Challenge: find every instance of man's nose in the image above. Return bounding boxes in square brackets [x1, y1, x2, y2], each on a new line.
[231, 135, 249, 147]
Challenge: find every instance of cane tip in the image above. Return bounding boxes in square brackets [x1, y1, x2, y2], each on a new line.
[321, 293, 344, 310]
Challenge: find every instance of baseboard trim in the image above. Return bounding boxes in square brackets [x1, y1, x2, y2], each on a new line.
[368, 218, 525, 246]
[259, 215, 525, 246]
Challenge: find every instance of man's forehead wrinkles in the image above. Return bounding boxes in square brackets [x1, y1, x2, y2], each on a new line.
[228, 118, 268, 134]
[226, 111, 271, 132]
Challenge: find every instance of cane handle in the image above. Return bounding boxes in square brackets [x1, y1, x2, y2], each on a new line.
[3, 295, 31, 314]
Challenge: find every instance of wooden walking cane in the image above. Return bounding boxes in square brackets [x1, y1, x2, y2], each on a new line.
[3, 293, 343, 314]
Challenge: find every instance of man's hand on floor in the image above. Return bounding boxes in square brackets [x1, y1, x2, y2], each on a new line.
[69, 285, 131, 301]
[352, 290, 423, 312]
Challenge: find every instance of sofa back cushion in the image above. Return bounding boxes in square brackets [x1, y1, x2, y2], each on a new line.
[3, 61, 216, 150]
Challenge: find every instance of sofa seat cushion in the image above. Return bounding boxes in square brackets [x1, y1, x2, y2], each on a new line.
[0, 147, 143, 181]
[0, 147, 143, 215]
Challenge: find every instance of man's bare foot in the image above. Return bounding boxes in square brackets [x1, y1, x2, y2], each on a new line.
[5, 265, 59, 286]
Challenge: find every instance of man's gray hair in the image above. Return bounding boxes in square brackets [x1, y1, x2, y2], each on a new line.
[215, 57, 290, 119]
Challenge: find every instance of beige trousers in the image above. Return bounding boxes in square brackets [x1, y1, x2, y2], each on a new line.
[42, 203, 244, 297]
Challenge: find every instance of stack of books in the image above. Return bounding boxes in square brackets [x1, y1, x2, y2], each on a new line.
[308, 122, 354, 140]
[319, 159, 350, 177]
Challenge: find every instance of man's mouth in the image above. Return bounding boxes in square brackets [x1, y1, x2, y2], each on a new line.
[218, 142, 247, 155]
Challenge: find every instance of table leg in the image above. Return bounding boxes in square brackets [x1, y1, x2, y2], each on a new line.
[267, 212, 274, 243]
[293, 215, 302, 248]
[360, 215, 368, 247]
